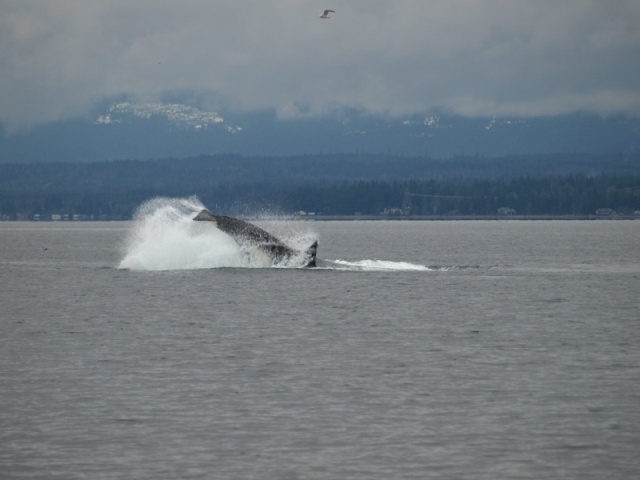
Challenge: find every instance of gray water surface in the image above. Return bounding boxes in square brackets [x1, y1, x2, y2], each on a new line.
[1, 220, 639, 479]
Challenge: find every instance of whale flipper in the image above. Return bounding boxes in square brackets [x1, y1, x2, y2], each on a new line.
[193, 209, 317, 267]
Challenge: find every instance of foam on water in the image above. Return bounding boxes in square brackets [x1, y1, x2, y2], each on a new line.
[328, 259, 431, 271]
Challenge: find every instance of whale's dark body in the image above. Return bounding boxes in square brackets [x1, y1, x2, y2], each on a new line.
[193, 209, 317, 267]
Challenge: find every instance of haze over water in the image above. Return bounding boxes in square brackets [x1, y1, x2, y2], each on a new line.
[1, 213, 639, 479]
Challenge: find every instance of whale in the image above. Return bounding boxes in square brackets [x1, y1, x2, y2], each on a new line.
[193, 209, 317, 267]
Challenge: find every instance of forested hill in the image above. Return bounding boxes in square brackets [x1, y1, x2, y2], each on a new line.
[1, 153, 639, 219]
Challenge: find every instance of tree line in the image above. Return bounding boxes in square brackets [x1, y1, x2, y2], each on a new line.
[1, 153, 639, 219]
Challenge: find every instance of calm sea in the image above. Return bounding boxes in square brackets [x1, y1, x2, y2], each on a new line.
[1, 205, 639, 479]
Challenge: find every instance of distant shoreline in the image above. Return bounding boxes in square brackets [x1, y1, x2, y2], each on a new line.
[294, 214, 639, 221]
[5, 214, 639, 222]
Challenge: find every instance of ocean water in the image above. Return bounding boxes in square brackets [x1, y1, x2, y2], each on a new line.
[1, 199, 639, 479]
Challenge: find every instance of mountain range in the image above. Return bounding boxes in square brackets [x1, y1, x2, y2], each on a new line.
[1, 102, 638, 163]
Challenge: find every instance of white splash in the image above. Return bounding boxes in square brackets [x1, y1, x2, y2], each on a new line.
[118, 197, 250, 271]
[118, 197, 430, 272]
[329, 259, 430, 271]
[118, 197, 319, 271]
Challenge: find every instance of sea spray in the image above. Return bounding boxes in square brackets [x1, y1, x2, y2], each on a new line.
[118, 197, 430, 272]
[118, 197, 319, 271]
[118, 197, 249, 270]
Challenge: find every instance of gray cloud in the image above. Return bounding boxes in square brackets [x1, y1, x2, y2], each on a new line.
[1, 0, 639, 131]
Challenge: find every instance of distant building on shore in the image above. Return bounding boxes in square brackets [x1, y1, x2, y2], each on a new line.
[498, 207, 516, 216]
[595, 208, 614, 216]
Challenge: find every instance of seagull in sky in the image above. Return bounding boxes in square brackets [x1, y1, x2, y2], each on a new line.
[319, 9, 335, 19]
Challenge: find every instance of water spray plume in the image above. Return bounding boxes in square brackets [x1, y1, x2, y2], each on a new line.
[118, 196, 430, 272]
[119, 197, 249, 271]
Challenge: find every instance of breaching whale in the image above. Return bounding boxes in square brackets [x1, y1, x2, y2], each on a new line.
[193, 209, 318, 267]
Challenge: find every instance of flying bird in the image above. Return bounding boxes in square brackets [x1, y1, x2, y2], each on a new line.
[319, 9, 335, 19]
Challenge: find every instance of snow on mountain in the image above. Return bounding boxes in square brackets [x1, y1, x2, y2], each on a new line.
[2, 106, 638, 163]
[96, 102, 242, 133]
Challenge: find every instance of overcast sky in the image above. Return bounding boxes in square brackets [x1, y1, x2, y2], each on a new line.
[1, 0, 639, 132]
